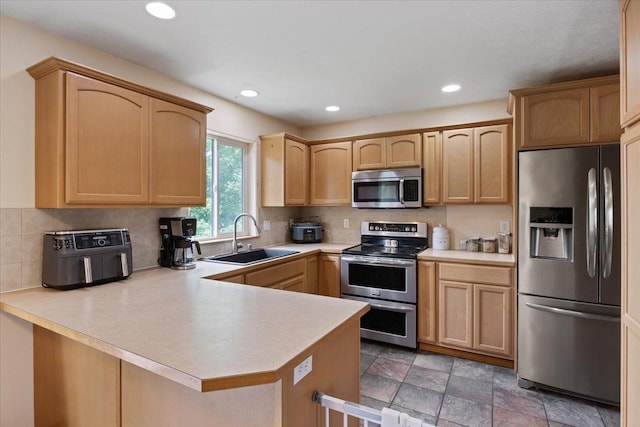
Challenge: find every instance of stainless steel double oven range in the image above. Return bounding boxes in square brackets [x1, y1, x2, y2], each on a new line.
[341, 221, 428, 348]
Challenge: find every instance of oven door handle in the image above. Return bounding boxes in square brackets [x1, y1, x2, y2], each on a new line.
[368, 302, 415, 313]
[341, 254, 415, 267]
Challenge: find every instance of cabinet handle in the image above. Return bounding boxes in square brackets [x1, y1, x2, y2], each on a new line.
[602, 167, 613, 278]
[524, 302, 618, 323]
[586, 168, 597, 278]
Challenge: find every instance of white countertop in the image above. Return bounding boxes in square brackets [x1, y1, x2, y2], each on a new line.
[0, 242, 515, 394]
[418, 248, 515, 267]
[0, 242, 366, 393]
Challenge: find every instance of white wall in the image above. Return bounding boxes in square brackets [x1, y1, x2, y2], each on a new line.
[300, 99, 510, 140]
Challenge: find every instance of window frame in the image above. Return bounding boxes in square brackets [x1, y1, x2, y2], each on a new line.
[189, 132, 254, 242]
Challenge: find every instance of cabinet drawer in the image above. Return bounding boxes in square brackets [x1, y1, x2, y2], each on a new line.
[439, 263, 512, 287]
[245, 258, 306, 287]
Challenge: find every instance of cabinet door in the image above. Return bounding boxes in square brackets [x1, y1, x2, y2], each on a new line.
[438, 280, 473, 349]
[621, 0, 640, 128]
[590, 84, 622, 143]
[418, 262, 437, 343]
[278, 275, 305, 293]
[422, 132, 442, 205]
[442, 129, 474, 203]
[474, 125, 510, 203]
[386, 134, 422, 168]
[285, 139, 308, 205]
[521, 88, 590, 148]
[353, 138, 385, 170]
[305, 256, 318, 294]
[150, 98, 207, 205]
[66, 73, 149, 203]
[245, 258, 306, 288]
[310, 142, 352, 205]
[34, 327, 120, 427]
[473, 284, 512, 357]
[318, 254, 341, 298]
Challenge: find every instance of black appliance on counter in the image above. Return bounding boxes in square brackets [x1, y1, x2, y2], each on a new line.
[159, 217, 201, 270]
[340, 221, 428, 348]
[290, 217, 323, 243]
[42, 229, 132, 290]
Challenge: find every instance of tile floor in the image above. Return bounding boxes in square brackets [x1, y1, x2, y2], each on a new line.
[359, 340, 620, 427]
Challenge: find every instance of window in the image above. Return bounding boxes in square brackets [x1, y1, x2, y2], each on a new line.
[189, 136, 248, 239]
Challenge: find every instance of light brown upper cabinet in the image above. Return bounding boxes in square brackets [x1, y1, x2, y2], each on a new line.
[474, 125, 510, 203]
[27, 57, 212, 208]
[422, 132, 442, 205]
[260, 133, 309, 207]
[310, 141, 352, 205]
[621, 0, 640, 128]
[65, 73, 150, 204]
[150, 99, 207, 205]
[442, 125, 510, 204]
[510, 75, 620, 150]
[442, 129, 474, 203]
[353, 133, 421, 170]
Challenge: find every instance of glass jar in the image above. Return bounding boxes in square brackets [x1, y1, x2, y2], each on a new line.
[466, 237, 481, 252]
[482, 237, 497, 253]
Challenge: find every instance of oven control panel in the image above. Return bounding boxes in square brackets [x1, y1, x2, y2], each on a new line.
[368, 223, 418, 233]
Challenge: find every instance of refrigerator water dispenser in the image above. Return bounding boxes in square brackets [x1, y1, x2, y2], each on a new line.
[529, 207, 573, 261]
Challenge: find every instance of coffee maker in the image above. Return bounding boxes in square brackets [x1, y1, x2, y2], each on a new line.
[159, 217, 201, 269]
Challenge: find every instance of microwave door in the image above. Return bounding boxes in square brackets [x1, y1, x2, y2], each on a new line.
[353, 180, 400, 206]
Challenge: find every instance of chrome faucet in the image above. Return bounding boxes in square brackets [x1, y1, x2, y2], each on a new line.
[232, 213, 261, 253]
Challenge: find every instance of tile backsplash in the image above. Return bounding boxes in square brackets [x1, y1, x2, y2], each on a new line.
[0, 207, 299, 292]
[0, 204, 512, 292]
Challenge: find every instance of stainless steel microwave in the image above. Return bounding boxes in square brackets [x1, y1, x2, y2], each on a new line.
[352, 168, 422, 208]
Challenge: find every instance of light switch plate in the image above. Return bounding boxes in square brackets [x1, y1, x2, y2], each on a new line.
[293, 355, 312, 385]
[263, 220, 271, 231]
[499, 220, 511, 233]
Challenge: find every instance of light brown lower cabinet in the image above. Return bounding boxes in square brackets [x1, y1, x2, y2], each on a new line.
[244, 258, 307, 292]
[34, 319, 361, 427]
[417, 261, 437, 343]
[437, 263, 513, 358]
[317, 254, 341, 297]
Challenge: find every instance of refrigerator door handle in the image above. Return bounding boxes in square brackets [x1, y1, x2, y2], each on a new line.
[602, 167, 613, 278]
[524, 302, 620, 323]
[586, 168, 598, 278]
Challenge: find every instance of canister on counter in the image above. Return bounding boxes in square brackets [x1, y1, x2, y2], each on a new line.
[432, 224, 450, 250]
[466, 237, 481, 252]
[482, 237, 497, 253]
[497, 232, 512, 254]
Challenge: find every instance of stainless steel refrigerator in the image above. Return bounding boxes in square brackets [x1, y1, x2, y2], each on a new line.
[517, 145, 620, 404]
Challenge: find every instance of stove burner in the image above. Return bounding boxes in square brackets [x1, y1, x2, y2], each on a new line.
[342, 221, 429, 259]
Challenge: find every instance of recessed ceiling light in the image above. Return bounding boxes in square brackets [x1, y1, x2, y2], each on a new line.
[240, 89, 259, 97]
[441, 84, 461, 93]
[325, 105, 340, 112]
[145, 2, 176, 20]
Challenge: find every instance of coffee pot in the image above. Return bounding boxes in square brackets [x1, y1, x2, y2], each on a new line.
[159, 217, 201, 270]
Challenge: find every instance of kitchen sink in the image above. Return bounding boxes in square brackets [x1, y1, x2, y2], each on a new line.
[200, 248, 300, 265]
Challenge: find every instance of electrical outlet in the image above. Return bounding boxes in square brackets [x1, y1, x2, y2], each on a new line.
[263, 220, 271, 231]
[293, 355, 312, 385]
[499, 221, 511, 233]
[343, 219, 350, 228]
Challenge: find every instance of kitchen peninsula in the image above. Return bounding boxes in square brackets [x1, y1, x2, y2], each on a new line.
[0, 257, 368, 427]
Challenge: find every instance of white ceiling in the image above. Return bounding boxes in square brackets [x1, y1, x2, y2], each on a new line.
[0, 0, 620, 127]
